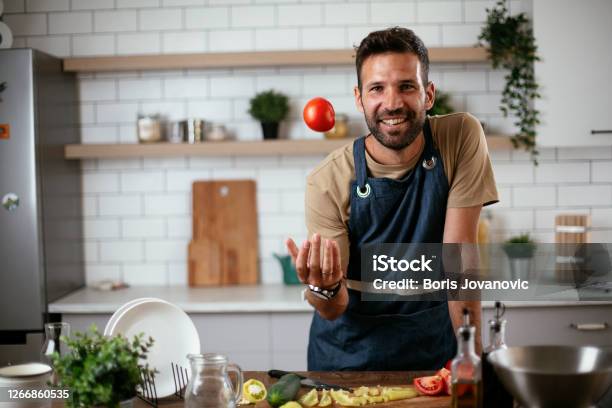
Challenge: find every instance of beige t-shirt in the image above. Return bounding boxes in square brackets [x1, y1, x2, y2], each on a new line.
[305, 112, 499, 271]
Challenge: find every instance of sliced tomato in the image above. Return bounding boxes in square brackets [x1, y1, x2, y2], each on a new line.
[436, 368, 451, 395]
[413, 375, 444, 396]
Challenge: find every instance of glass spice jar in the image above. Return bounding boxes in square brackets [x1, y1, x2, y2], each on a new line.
[324, 113, 349, 139]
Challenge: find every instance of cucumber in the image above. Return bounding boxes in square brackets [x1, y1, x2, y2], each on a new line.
[266, 374, 301, 407]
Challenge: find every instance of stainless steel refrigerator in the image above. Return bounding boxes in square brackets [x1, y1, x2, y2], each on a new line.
[0, 49, 84, 364]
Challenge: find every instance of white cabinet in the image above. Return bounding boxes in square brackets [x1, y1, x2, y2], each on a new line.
[190, 312, 312, 371]
[481, 304, 612, 348]
[534, 0, 612, 146]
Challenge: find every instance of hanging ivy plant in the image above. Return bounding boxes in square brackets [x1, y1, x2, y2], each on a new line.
[478, 0, 541, 163]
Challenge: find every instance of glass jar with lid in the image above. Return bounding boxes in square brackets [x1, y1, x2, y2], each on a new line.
[324, 113, 349, 139]
[206, 124, 229, 141]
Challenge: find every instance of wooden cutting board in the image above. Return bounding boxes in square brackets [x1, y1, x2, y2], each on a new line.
[188, 180, 259, 286]
[248, 371, 450, 408]
[555, 214, 591, 282]
[188, 237, 222, 286]
[52, 371, 450, 408]
[555, 214, 591, 244]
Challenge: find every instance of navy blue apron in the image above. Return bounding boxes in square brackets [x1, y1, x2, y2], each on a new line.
[307, 119, 457, 371]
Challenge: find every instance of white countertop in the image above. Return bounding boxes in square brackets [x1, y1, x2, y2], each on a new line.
[49, 284, 612, 314]
[49, 284, 312, 314]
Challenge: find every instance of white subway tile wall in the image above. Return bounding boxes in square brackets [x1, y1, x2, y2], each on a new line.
[5, 0, 612, 285]
[72, 34, 115, 55]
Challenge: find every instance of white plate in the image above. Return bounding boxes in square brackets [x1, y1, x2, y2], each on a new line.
[0, 364, 52, 407]
[104, 297, 157, 336]
[0, 363, 51, 378]
[108, 298, 200, 398]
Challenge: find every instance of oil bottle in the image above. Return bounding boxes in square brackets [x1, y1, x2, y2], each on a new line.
[451, 308, 482, 408]
[482, 301, 513, 407]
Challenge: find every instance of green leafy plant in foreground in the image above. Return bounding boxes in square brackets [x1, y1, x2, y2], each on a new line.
[51, 325, 155, 408]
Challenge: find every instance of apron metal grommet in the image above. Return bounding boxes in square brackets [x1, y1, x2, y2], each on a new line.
[422, 156, 436, 170]
[356, 183, 371, 198]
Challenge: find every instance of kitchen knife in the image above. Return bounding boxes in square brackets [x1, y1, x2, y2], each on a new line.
[267, 369, 353, 392]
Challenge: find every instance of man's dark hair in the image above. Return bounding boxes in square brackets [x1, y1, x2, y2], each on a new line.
[354, 27, 430, 90]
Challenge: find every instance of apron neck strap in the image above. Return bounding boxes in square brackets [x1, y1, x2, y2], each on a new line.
[352, 136, 368, 189]
[422, 117, 434, 154]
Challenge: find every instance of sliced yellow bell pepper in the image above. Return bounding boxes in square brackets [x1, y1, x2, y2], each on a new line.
[366, 395, 385, 403]
[298, 388, 318, 407]
[279, 402, 302, 408]
[318, 390, 332, 407]
[368, 387, 381, 396]
[330, 390, 360, 406]
[242, 379, 267, 403]
[381, 386, 418, 401]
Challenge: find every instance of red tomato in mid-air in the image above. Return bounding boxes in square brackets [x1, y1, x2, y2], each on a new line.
[303, 97, 335, 132]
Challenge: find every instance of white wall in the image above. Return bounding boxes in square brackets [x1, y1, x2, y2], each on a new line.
[3, 0, 612, 286]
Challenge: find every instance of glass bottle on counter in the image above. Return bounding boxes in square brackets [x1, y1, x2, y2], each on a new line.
[40, 322, 71, 385]
[482, 301, 513, 408]
[451, 308, 482, 408]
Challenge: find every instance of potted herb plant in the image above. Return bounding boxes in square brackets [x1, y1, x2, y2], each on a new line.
[248, 90, 289, 140]
[502, 233, 537, 259]
[503, 233, 537, 279]
[51, 326, 155, 408]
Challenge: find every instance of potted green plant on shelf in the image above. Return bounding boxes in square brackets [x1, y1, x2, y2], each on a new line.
[478, 0, 541, 164]
[248, 89, 290, 140]
[51, 326, 155, 408]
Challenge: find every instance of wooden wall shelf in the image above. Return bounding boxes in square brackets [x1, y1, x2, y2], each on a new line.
[62, 47, 488, 72]
[65, 136, 511, 159]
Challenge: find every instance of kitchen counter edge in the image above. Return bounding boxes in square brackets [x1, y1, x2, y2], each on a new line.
[48, 285, 612, 314]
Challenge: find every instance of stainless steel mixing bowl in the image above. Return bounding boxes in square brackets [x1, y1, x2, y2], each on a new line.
[488, 346, 612, 408]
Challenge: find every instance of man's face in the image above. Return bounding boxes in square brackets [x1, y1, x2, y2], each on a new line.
[354, 52, 435, 150]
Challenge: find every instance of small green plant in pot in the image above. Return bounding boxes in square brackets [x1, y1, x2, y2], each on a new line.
[248, 90, 289, 140]
[51, 325, 155, 408]
[502, 233, 537, 259]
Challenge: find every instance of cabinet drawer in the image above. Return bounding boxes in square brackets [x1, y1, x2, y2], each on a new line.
[482, 305, 612, 347]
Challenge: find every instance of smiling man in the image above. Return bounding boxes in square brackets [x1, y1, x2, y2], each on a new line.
[286, 27, 498, 371]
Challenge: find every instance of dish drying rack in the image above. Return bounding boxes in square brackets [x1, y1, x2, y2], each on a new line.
[138, 362, 189, 407]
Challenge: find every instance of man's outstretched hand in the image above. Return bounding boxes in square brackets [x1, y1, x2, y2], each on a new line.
[286, 233, 343, 289]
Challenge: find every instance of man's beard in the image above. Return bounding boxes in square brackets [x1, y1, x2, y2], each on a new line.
[364, 107, 426, 151]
